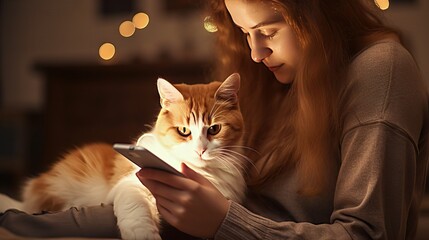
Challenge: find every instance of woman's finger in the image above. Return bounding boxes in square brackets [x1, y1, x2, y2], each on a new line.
[156, 200, 178, 226]
[181, 163, 213, 186]
[137, 168, 198, 191]
[155, 195, 182, 216]
[138, 177, 184, 200]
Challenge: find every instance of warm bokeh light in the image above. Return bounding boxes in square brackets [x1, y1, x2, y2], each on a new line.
[119, 20, 135, 37]
[203, 16, 218, 33]
[375, 0, 389, 10]
[99, 43, 115, 60]
[133, 12, 149, 29]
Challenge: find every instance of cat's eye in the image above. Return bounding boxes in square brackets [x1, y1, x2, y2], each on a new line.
[208, 124, 221, 135]
[177, 127, 191, 137]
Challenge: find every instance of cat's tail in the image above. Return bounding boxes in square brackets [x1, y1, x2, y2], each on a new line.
[0, 193, 23, 213]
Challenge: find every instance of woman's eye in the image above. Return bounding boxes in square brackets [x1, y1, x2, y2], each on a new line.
[262, 31, 277, 39]
[177, 127, 191, 137]
[207, 124, 221, 135]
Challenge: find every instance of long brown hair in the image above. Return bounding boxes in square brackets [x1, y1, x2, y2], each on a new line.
[207, 0, 399, 195]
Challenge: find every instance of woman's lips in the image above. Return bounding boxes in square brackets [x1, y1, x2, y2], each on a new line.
[267, 64, 283, 72]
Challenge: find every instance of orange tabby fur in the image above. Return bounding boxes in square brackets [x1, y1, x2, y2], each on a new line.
[22, 143, 134, 212]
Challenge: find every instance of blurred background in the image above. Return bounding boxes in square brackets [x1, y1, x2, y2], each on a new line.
[0, 0, 213, 186]
[0, 0, 428, 238]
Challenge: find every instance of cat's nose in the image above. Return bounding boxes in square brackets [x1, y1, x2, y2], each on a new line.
[195, 149, 206, 157]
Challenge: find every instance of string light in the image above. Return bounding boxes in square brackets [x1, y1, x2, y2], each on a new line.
[374, 0, 389, 10]
[133, 12, 149, 29]
[99, 43, 115, 60]
[204, 16, 218, 33]
[98, 12, 151, 59]
[119, 20, 135, 37]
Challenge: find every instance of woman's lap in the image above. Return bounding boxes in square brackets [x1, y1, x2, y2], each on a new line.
[0, 204, 201, 239]
[0, 204, 120, 238]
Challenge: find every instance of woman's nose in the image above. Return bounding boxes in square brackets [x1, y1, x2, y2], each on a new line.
[250, 42, 272, 63]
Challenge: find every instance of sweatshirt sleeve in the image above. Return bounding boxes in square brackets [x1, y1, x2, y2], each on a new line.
[215, 201, 350, 239]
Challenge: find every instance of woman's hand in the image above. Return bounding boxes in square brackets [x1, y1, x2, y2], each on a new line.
[136, 163, 230, 238]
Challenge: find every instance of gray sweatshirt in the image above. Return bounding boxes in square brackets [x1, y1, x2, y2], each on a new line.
[215, 40, 429, 239]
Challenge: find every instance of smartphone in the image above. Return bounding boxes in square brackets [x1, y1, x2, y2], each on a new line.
[113, 143, 184, 176]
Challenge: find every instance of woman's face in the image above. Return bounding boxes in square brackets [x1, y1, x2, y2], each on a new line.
[225, 0, 302, 84]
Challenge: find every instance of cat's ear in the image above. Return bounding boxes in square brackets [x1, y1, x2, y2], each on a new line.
[157, 78, 184, 109]
[215, 73, 240, 105]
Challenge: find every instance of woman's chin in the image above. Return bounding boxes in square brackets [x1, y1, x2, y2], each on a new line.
[274, 70, 294, 84]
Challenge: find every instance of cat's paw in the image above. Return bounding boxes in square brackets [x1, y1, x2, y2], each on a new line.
[120, 225, 162, 240]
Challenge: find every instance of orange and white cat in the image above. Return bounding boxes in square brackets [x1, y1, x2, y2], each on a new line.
[0, 73, 246, 240]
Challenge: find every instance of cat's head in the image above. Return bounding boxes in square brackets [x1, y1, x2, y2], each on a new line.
[153, 73, 244, 169]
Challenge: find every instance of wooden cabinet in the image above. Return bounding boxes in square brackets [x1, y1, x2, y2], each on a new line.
[36, 61, 211, 169]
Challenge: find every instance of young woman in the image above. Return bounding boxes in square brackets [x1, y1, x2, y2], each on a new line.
[1, 0, 428, 239]
[138, 0, 429, 239]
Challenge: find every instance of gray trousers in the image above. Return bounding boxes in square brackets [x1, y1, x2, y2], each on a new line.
[0, 204, 120, 238]
[0, 204, 199, 239]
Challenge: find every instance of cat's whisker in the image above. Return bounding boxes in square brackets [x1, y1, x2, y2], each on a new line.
[211, 109, 230, 118]
[210, 103, 226, 118]
[211, 100, 233, 113]
[210, 99, 234, 117]
[220, 147, 259, 173]
[212, 147, 254, 165]
[208, 150, 237, 164]
[216, 157, 234, 171]
[209, 101, 221, 117]
[210, 150, 247, 171]
[207, 154, 233, 172]
[205, 155, 217, 160]
[214, 148, 250, 162]
[215, 146, 250, 160]
[211, 148, 258, 175]
[143, 123, 154, 130]
[215, 155, 244, 176]
[223, 145, 261, 156]
[209, 99, 229, 116]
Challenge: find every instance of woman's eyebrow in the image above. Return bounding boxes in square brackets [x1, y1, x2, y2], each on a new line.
[249, 18, 284, 29]
[235, 17, 284, 30]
